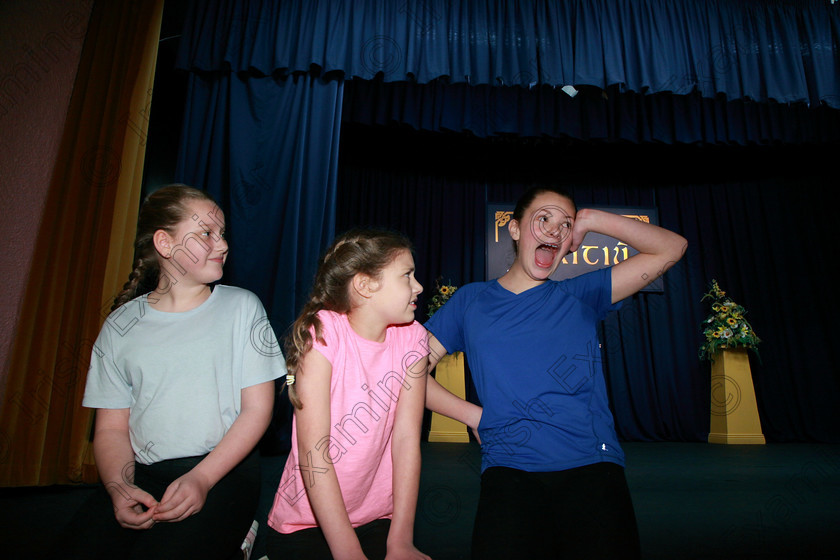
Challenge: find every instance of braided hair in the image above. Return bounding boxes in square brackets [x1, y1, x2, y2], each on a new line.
[111, 185, 216, 311]
[285, 228, 413, 409]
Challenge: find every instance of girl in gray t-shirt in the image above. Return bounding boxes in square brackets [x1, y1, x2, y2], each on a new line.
[56, 185, 285, 559]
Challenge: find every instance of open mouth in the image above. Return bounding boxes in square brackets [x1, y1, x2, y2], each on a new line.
[535, 243, 559, 268]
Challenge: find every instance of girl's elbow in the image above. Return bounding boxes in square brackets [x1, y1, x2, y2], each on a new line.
[677, 237, 688, 258]
[391, 426, 422, 450]
[239, 401, 274, 431]
[668, 234, 688, 260]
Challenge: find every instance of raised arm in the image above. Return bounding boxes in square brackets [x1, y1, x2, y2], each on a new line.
[294, 349, 366, 560]
[387, 354, 431, 559]
[154, 379, 275, 522]
[571, 209, 687, 304]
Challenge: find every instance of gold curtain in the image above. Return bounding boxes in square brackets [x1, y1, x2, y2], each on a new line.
[0, 0, 164, 486]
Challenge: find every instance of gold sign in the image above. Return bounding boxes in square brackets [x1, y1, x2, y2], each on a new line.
[494, 211, 512, 242]
[486, 204, 662, 292]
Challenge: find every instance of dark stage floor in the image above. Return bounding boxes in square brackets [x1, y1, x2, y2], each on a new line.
[1, 442, 838, 559]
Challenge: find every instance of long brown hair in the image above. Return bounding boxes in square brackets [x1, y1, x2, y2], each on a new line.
[111, 184, 216, 311]
[285, 228, 413, 409]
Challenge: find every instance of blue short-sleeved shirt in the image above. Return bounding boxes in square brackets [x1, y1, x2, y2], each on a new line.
[425, 267, 624, 473]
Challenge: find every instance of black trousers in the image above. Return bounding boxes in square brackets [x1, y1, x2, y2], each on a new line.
[471, 462, 641, 560]
[53, 449, 261, 560]
[266, 518, 391, 560]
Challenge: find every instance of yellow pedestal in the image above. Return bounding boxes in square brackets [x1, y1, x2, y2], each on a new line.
[428, 352, 470, 443]
[708, 348, 765, 445]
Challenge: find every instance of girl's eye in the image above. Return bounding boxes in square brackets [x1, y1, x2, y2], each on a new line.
[199, 230, 226, 241]
[561, 221, 571, 229]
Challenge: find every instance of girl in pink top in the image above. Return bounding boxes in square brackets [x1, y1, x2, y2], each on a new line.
[267, 229, 432, 560]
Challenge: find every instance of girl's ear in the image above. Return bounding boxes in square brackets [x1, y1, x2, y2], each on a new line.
[351, 273, 378, 299]
[152, 229, 173, 258]
[508, 219, 521, 242]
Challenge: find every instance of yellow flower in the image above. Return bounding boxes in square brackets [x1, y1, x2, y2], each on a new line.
[700, 280, 760, 362]
[428, 281, 458, 318]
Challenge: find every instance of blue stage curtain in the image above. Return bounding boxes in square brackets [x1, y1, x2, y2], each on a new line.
[177, 0, 840, 108]
[175, 71, 341, 332]
[342, 79, 840, 145]
[338, 125, 840, 443]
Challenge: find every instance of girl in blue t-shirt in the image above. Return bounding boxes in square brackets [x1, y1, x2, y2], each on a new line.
[424, 186, 687, 559]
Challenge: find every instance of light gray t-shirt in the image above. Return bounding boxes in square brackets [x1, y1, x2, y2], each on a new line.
[84, 285, 286, 465]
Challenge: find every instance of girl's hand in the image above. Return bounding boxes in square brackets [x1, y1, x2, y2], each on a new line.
[385, 542, 432, 560]
[153, 470, 212, 523]
[107, 484, 159, 530]
[569, 208, 593, 254]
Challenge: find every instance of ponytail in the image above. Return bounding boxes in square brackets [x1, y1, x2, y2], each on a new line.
[285, 300, 325, 409]
[111, 255, 157, 311]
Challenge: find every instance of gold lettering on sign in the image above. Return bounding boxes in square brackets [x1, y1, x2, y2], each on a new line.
[561, 251, 578, 265]
[492, 209, 649, 267]
[495, 211, 512, 242]
[614, 242, 629, 264]
[581, 246, 599, 265]
[562, 242, 631, 267]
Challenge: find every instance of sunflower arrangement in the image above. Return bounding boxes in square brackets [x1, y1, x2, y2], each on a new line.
[427, 279, 458, 318]
[699, 280, 761, 361]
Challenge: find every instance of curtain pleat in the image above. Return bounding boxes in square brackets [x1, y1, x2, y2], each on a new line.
[175, 71, 342, 332]
[341, 78, 840, 145]
[177, 0, 840, 108]
[0, 0, 163, 487]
